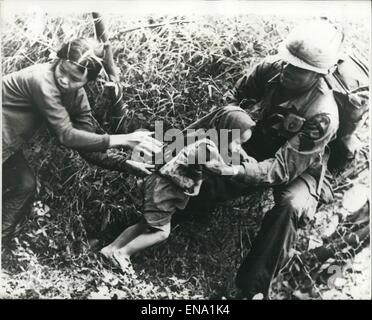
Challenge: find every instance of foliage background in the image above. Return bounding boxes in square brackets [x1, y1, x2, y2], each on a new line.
[1, 8, 370, 299]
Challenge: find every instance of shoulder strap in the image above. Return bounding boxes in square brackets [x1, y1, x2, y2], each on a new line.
[323, 53, 369, 95]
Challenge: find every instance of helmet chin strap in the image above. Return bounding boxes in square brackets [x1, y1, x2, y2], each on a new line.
[327, 64, 337, 75]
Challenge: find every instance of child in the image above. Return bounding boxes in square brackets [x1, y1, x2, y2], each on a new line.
[100, 106, 256, 272]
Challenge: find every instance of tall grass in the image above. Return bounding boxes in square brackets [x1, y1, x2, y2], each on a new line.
[1, 12, 370, 299]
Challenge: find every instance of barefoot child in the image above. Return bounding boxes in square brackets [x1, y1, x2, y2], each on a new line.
[100, 106, 256, 271]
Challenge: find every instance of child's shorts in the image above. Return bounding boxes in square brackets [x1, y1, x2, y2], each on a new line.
[143, 174, 190, 230]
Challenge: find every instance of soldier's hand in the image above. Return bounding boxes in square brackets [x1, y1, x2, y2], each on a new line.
[130, 132, 163, 164]
[125, 160, 155, 178]
[127, 131, 162, 150]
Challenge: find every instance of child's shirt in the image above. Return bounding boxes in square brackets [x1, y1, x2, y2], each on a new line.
[2, 62, 110, 162]
[159, 138, 219, 196]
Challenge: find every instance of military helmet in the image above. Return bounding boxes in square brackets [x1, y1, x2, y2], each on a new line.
[278, 20, 344, 74]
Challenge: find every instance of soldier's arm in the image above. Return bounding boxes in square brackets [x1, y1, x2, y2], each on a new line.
[231, 111, 338, 186]
[71, 90, 130, 172]
[31, 72, 110, 152]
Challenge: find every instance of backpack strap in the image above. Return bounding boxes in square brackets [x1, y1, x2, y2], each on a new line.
[323, 73, 334, 91]
[324, 53, 369, 95]
[323, 71, 348, 94]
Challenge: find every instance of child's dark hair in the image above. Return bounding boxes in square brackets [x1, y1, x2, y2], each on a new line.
[56, 38, 104, 81]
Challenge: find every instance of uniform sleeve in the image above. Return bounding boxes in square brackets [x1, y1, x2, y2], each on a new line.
[233, 111, 338, 186]
[70, 90, 131, 173]
[79, 148, 130, 172]
[30, 75, 110, 152]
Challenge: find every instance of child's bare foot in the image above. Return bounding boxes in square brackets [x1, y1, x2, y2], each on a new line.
[113, 250, 135, 275]
[99, 246, 120, 268]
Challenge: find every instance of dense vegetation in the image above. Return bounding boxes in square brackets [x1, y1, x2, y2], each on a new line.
[1, 12, 370, 299]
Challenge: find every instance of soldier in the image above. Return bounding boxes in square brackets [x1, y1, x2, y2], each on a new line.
[202, 20, 344, 299]
[2, 38, 160, 250]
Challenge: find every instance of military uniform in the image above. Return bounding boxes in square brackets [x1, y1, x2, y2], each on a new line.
[188, 57, 339, 298]
[2, 62, 128, 246]
[230, 58, 339, 196]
